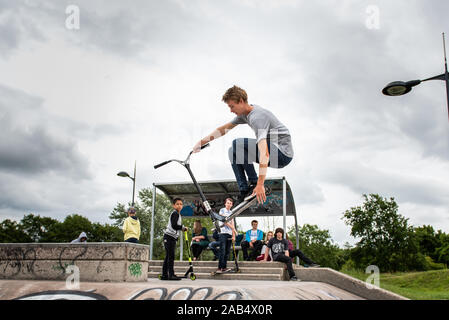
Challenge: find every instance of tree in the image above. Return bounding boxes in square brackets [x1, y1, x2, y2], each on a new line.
[413, 225, 442, 261]
[20, 214, 61, 242]
[287, 224, 344, 270]
[342, 194, 426, 272]
[0, 219, 31, 243]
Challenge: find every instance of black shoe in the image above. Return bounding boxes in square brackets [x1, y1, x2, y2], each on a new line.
[290, 276, 299, 281]
[237, 191, 249, 204]
[168, 275, 182, 280]
[309, 263, 320, 268]
[248, 181, 257, 194]
[159, 275, 168, 280]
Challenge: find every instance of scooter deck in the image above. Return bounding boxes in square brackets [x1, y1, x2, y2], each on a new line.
[211, 269, 239, 276]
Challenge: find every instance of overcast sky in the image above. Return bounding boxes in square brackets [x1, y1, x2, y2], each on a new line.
[1, 0, 449, 246]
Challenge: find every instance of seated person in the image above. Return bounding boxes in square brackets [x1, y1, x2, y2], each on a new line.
[208, 229, 220, 261]
[241, 220, 264, 261]
[191, 220, 209, 261]
[286, 234, 320, 267]
[264, 227, 298, 281]
[256, 230, 274, 261]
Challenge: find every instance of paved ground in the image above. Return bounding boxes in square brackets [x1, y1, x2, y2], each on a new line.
[0, 279, 364, 300]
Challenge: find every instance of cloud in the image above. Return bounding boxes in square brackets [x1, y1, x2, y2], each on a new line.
[0, 84, 92, 177]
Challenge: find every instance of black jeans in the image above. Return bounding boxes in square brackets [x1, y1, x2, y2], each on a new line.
[162, 234, 177, 277]
[191, 243, 206, 259]
[125, 237, 139, 244]
[218, 233, 232, 269]
[273, 253, 295, 279]
[289, 249, 315, 265]
[241, 240, 264, 260]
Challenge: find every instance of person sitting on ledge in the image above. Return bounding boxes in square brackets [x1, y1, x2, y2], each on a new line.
[71, 231, 87, 243]
[191, 219, 209, 261]
[264, 227, 298, 281]
[241, 220, 264, 261]
[256, 230, 273, 261]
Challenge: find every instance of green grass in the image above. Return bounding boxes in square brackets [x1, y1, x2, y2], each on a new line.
[340, 269, 449, 300]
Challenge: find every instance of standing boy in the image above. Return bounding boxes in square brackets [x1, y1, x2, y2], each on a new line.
[123, 207, 140, 243]
[264, 227, 298, 281]
[216, 198, 236, 273]
[161, 198, 188, 281]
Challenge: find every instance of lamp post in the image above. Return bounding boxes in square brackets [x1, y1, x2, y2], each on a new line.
[117, 161, 136, 207]
[382, 33, 449, 122]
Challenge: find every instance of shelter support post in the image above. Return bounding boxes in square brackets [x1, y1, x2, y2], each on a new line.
[150, 183, 156, 260]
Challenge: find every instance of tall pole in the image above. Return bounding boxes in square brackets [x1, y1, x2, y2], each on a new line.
[443, 33, 449, 122]
[132, 160, 136, 207]
[150, 183, 156, 260]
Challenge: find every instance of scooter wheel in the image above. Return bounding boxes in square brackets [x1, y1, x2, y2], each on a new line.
[158, 274, 162, 280]
[190, 273, 196, 281]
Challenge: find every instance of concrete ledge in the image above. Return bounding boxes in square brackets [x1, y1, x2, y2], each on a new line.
[0, 243, 149, 282]
[294, 267, 408, 300]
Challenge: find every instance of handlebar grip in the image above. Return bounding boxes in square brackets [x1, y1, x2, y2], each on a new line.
[154, 160, 171, 169]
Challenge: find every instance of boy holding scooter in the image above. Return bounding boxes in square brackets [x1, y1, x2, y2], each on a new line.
[215, 198, 237, 274]
[161, 198, 188, 280]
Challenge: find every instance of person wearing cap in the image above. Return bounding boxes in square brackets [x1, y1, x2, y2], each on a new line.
[123, 207, 141, 243]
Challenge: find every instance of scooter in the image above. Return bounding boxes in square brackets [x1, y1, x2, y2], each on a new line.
[158, 230, 196, 281]
[181, 230, 196, 281]
[154, 144, 270, 230]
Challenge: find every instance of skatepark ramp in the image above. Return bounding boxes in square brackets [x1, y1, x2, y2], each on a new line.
[0, 243, 406, 300]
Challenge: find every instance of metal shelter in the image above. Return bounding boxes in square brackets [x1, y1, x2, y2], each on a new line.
[149, 177, 299, 261]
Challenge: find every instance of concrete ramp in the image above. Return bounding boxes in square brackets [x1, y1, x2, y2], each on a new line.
[1, 278, 363, 300]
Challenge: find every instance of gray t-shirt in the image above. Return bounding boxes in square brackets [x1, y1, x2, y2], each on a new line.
[231, 104, 294, 158]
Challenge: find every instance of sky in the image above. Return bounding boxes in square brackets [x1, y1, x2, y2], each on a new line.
[1, 0, 449, 247]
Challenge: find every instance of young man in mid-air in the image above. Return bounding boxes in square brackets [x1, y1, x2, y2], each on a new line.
[193, 85, 294, 204]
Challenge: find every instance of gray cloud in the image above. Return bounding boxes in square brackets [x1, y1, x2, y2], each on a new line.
[0, 84, 91, 177]
[1, 0, 449, 243]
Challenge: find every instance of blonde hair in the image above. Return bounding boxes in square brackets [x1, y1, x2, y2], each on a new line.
[222, 85, 248, 103]
[265, 231, 274, 242]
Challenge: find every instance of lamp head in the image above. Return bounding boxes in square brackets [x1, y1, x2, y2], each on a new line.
[382, 80, 422, 96]
[117, 171, 130, 178]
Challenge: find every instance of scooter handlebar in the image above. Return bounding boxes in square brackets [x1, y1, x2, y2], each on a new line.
[155, 143, 210, 169]
[154, 160, 172, 169]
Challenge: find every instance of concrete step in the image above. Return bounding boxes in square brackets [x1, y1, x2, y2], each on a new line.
[149, 260, 285, 268]
[148, 265, 284, 275]
[148, 271, 283, 281]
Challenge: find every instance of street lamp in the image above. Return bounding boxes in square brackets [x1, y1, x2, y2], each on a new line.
[382, 33, 449, 122]
[117, 161, 136, 207]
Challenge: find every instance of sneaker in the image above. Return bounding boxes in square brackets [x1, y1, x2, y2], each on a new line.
[309, 263, 320, 268]
[221, 268, 231, 273]
[168, 275, 182, 280]
[215, 269, 223, 274]
[290, 276, 299, 281]
[237, 191, 249, 204]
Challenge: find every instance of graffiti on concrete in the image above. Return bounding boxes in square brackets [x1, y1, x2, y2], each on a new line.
[13, 290, 108, 300]
[12, 287, 243, 300]
[96, 250, 114, 274]
[0, 247, 37, 276]
[128, 263, 143, 278]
